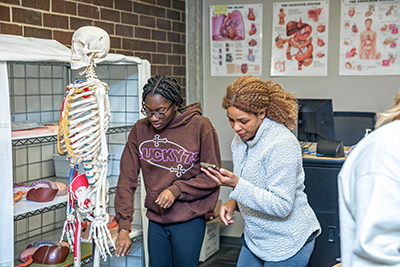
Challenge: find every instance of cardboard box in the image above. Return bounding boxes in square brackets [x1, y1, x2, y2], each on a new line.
[199, 217, 220, 262]
[199, 199, 222, 262]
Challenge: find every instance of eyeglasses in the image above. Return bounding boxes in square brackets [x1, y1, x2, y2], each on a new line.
[141, 102, 174, 119]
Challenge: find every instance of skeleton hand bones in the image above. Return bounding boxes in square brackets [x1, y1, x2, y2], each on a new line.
[60, 211, 77, 252]
[88, 215, 116, 260]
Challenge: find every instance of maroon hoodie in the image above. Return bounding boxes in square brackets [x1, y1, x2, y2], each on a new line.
[115, 103, 221, 231]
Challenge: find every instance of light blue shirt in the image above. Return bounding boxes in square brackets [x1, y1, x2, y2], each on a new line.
[230, 118, 321, 261]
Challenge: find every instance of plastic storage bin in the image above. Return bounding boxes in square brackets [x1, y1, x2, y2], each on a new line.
[53, 154, 114, 178]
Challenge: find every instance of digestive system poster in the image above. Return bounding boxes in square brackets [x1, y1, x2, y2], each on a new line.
[210, 4, 263, 76]
[339, 0, 400, 75]
[271, 1, 329, 76]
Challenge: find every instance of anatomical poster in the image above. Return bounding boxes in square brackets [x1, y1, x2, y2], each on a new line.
[339, 0, 400, 76]
[271, 1, 329, 76]
[210, 4, 263, 76]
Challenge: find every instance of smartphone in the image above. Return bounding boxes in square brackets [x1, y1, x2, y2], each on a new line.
[200, 162, 220, 171]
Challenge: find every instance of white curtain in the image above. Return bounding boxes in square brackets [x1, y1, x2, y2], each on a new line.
[0, 62, 14, 266]
[0, 33, 143, 65]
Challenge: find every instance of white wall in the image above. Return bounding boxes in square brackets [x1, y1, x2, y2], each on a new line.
[203, 0, 400, 161]
[202, 0, 400, 238]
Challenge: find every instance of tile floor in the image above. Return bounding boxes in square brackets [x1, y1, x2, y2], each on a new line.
[198, 246, 241, 267]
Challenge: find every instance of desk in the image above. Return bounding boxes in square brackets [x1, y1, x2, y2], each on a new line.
[302, 144, 347, 267]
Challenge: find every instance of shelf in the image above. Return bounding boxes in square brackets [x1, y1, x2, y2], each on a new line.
[14, 176, 119, 221]
[12, 123, 134, 147]
[14, 195, 68, 220]
[14, 227, 142, 267]
[7, 59, 147, 267]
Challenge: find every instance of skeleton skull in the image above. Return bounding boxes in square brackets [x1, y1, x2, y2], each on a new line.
[70, 26, 110, 70]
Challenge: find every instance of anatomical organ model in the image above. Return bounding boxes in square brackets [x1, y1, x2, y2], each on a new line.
[57, 26, 114, 265]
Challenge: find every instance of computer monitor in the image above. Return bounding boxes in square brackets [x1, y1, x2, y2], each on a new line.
[333, 111, 375, 146]
[297, 98, 336, 142]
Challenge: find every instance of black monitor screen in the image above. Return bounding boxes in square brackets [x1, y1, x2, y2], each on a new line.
[297, 99, 336, 142]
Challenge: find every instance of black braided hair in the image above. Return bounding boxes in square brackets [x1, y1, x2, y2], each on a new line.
[142, 75, 184, 107]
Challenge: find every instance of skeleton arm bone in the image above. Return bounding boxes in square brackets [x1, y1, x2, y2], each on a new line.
[94, 84, 109, 216]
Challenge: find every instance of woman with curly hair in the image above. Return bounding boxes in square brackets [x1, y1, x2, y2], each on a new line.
[339, 88, 400, 266]
[202, 76, 320, 267]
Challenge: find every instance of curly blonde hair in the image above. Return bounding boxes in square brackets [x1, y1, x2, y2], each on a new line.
[222, 76, 298, 130]
[375, 88, 400, 129]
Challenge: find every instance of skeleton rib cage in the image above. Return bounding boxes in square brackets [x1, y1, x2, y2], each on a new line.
[58, 77, 111, 175]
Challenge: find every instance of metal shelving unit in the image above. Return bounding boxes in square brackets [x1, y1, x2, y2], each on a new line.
[8, 61, 145, 266]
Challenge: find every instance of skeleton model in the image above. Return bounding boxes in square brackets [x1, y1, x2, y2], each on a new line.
[57, 26, 115, 266]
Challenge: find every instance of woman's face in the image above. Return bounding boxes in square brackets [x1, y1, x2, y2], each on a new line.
[226, 106, 265, 141]
[143, 93, 177, 130]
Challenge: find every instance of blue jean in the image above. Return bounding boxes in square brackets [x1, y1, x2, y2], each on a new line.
[236, 235, 315, 267]
[148, 216, 205, 267]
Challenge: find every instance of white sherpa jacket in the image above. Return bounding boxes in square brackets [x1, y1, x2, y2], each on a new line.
[230, 118, 321, 261]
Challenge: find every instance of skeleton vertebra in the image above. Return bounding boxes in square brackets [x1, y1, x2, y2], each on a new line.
[57, 26, 114, 266]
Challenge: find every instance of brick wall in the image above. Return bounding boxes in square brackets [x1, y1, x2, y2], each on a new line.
[0, 0, 186, 97]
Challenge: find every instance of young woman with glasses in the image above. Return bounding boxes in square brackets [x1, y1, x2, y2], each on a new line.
[114, 75, 221, 267]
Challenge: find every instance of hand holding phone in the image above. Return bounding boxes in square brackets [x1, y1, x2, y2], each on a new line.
[201, 163, 239, 188]
[200, 162, 220, 171]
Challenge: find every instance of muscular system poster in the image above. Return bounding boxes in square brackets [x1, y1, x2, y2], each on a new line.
[210, 4, 263, 76]
[339, 0, 400, 76]
[271, 1, 329, 76]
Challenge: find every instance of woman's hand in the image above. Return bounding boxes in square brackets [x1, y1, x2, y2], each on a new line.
[155, 189, 176, 209]
[201, 167, 239, 188]
[220, 199, 237, 226]
[115, 229, 132, 257]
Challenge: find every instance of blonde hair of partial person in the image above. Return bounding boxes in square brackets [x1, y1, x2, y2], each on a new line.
[222, 76, 298, 130]
[375, 88, 400, 129]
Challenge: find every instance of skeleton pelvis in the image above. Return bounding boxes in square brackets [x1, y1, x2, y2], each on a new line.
[68, 173, 94, 210]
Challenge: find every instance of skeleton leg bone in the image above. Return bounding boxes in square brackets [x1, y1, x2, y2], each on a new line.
[74, 213, 83, 267]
